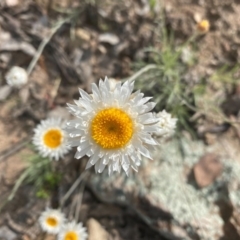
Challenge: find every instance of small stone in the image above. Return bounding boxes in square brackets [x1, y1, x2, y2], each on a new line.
[44, 234, 55, 240]
[205, 133, 217, 145]
[181, 47, 193, 64]
[87, 218, 111, 240]
[19, 87, 29, 104]
[76, 28, 91, 42]
[0, 85, 12, 101]
[194, 153, 222, 188]
[0, 226, 17, 240]
[99, 33, 119, 45]
[6, 0, 19, 7]
[98, 45, 107, 54]
[194, 13, 202, 23]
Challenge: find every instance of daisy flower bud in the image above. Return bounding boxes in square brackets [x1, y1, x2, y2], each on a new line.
[33, 118, 71, 160]
[58, 221, 88, 240]
[66, 77, 159, 175]
[39, 208, 65, 234]
[5, 66, 28, 88]
[156, 110, 177, 137]
[197, 19, 210, 34]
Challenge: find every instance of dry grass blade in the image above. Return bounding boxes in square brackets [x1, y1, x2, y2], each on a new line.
[27, 17, 73, 76]
[60, 171, 89, 209]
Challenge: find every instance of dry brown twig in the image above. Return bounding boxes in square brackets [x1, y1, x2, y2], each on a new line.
[6, 213, 35, 239]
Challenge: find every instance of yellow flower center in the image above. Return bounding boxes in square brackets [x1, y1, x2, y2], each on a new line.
[43, 129, 63, 149]
[91, 108, 133, 149]
[46, 217, 58, 227]
[64, 231, 78, 240]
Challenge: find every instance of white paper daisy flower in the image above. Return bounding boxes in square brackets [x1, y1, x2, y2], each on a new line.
[58, 221, 88, 240]
[39, 208, 65, 234]
[33, 118, 71, 160]
[66, 77, 159, 175]
[156, 110, 177, 137]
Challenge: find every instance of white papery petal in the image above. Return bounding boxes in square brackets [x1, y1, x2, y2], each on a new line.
[98, 159, 106, 173]
[75, 146, 91, 159]
[86, 159, 93, 169]
[103, 155, 110, 165]
[139, 102, 156, 114]
[70, 138, 80, 147]
[90, 149, 100, 164]
[92, 83, 101, 101]
[139, 133, 158, 145]
[94, 160, 101, 173]
[108, 164, 113, 176]
[144, 125, 160, 132]
[139, 113, 153, 123]
[79, 89, 92, 101]
[121, 155, 130, 172]
[77, 141, 90, 152]
[130, 159, 139, 172]
[138, 145, 153, 159]
[113, 158, 120, 172]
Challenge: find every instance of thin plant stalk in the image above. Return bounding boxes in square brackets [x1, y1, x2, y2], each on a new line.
[60, 171, 88, 209]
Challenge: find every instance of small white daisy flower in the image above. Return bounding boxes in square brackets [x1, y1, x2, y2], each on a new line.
[5, 66, 28, 88]
[156, 110, 177, 137]
[66, 77, 159, 175]
[39, 208, 65, 234]
[33, 118, 71, 160]
[58, 221, 88, 240]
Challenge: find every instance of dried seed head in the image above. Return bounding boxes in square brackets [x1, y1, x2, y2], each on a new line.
[5, 66, 28, 88]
